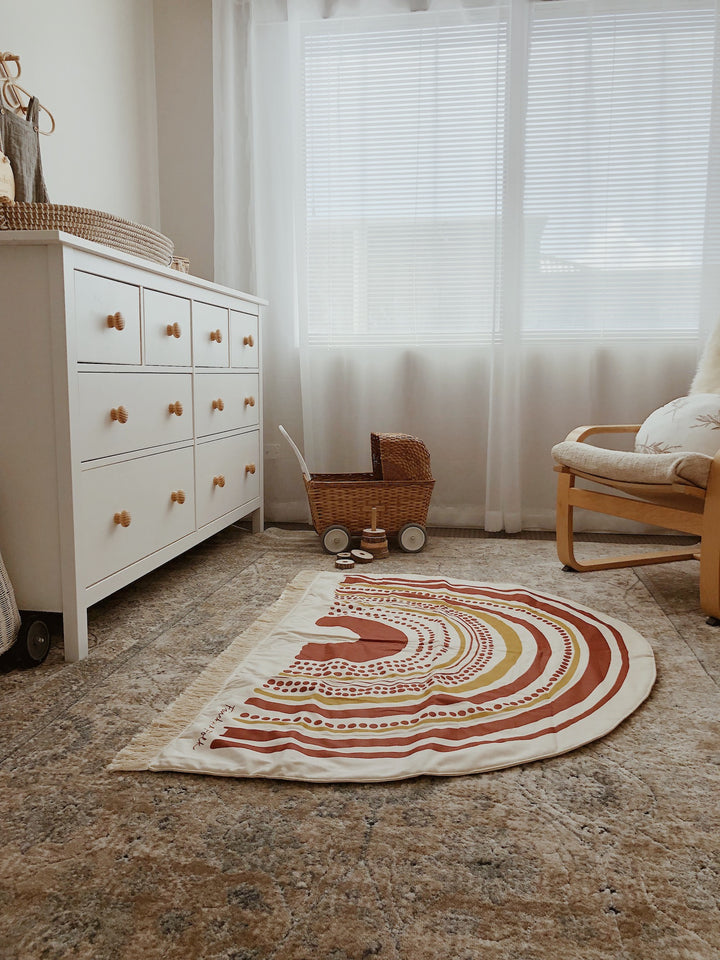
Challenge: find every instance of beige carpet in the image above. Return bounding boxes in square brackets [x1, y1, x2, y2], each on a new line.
[1, 526, 719, 960]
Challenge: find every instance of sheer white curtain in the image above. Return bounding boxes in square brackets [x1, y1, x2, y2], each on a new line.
[214, 0, 720, 530]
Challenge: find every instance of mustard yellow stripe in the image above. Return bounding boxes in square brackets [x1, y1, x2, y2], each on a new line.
[261, 617, 586, 710]
[262, 587, 589, 707]
[266, 603, 524, 704]
[352, 594, 587, 695]
[240, 614, 594, 727]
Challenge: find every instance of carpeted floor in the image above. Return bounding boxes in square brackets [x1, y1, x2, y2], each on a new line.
[1, 526, 719, 960]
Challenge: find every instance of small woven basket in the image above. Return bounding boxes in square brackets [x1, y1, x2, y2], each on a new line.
[0, 197, 174, 266]
[304, 433, 435, 537]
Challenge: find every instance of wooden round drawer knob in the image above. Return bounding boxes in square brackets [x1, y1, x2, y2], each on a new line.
[106, 312, 125, 331]
[168, 401, 184, 416]
[243, 334, 254, 347]
[212, 398, 225, 411]
[110, 405, 129, 423]
[166, 322, 182, 338]
[245, 463, 256, 475]
[213, 475, 226, 488]
[171, 490, 186, 504]
[210, 329, 223, 343]
[113, 510, 131, 527]
[244, 396, 255, 408]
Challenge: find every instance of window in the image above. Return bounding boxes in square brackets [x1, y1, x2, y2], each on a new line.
[523, 3, 717, 336]
[301, 13, 507, 344]
[299, 1, 718, 344]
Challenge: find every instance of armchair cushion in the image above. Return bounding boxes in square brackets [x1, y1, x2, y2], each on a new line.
[635, 394, 720, 456]
[552, 441, 713, 489]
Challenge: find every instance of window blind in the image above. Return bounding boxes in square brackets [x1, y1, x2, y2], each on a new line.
[301, 14, 507, 344]
[299, 1, 717, 344]
[523, 1, 717, 337]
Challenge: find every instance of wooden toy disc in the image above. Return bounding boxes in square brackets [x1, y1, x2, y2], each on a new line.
[351, 549, 374, 564]
[335, 558, 355, 570]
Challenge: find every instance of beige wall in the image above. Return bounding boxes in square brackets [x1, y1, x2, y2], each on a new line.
[1, 0, 160, 228]
[152, 0, 215, 280]
[2, 0, 218, 280]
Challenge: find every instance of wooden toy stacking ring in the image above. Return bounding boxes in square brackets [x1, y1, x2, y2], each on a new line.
[351, 549, 374, 564]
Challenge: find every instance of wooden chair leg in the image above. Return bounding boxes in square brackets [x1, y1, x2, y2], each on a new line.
[556, 471, 581, 570]
[699, 468, 720, 621]
[699, 523, 720, 619]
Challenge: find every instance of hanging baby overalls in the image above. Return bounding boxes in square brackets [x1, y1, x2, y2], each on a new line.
[0, 96, 49, 203]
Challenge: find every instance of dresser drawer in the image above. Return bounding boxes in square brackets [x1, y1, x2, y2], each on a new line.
[79, 446, 195, 587]
[75, 271, 141, 364]
[196, 431, 260, 527]
[230, 310, 259, 368]
[193, 301, 229, 367]
[78, 372, 193, 461]
[194, 373, 259, 438]
[144, 289, 192, 366]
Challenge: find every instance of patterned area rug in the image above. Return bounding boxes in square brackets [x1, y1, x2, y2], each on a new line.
[110, 570, 656, 781]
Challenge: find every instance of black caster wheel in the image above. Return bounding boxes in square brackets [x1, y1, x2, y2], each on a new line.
[562, 564, 578, 573]
[14, 614, 51, 668]
[321, 524, 353, 555]
[706, 616, 720, 627]
[397, 523, 427, 553]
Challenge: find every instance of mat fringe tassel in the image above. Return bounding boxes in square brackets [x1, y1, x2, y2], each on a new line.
[108, 569, 320, 772]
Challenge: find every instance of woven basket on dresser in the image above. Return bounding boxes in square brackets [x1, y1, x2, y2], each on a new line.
[0, 198, 174, 266]
[304, 433, 435, 537]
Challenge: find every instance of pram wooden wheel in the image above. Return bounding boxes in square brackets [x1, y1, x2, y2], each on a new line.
[15, 614, 51, 668]
[397, 523, 427, 553]
[321, 525, 352, 555]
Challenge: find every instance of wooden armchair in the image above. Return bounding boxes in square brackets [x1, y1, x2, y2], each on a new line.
[553, 423, 720, 622]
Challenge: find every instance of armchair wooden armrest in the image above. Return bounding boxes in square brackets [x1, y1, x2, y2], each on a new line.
[564, 424, 642, 443]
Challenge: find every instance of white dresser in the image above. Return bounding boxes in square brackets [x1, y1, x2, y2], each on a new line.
[0, 232, 264, 661]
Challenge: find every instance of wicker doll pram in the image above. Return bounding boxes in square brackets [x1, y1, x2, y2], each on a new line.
[280, 427, 434, 553]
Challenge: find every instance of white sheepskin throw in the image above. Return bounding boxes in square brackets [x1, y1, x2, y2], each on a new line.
[635, 394, 720, 456]
[691, 323, 720, 394]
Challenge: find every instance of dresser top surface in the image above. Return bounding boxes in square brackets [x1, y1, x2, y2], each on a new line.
[0, 230, 267, 306]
